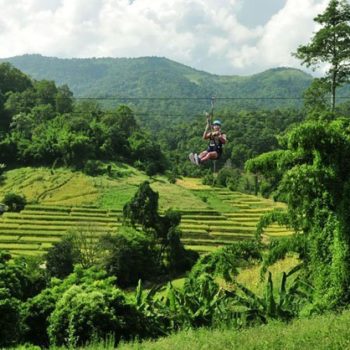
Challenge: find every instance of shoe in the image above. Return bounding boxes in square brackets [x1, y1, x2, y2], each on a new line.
[194, 154, 200, 166]
[189, 153, 196, 165]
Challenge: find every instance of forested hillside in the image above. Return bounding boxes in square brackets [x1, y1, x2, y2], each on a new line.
[0, 60, 311, 184]
[0, 54, 313, 119]
[0, 62, 168, 176]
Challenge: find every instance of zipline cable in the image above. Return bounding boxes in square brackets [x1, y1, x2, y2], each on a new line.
[44, 95, 350, 101]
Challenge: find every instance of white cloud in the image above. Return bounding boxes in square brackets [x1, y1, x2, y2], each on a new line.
[258, 0, 328, 66]
[228, 0, 329, 74]
[0, 0, 332, 75]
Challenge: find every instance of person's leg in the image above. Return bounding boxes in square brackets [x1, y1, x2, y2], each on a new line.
[194, 150, 207, 165]
[200, 151, 218, 162]
[199, 150, 208, 158]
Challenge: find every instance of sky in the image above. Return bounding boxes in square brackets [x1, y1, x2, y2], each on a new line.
[0, 0, 333, 76]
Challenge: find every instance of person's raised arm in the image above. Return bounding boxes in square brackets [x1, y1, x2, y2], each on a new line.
[203, 114, 212, 139]
[219, 133, 227, 144]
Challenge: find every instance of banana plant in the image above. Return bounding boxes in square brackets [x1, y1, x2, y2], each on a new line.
[133, 280, 169, 337]
[160, 273, 235, 329]
[232, 264, 312, 325]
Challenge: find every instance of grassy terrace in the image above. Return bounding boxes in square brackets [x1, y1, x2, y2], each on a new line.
[0, 169, 293, 256]
[0, 191, 292, 256]
[0, 205, 121, 255]
[179, 189, 292, 253]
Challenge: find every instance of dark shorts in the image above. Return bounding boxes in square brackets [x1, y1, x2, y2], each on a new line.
[207, 146, 222, 158]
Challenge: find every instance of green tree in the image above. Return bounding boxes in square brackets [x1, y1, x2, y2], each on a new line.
[23, 266, 116, 347]
[303, 78, 332, 114]
[0, 253, 44, 348]
[123, 181, 160, 231]
[294, 0, 350, 111]
[23, 288, 57, 347]
[5, 89, 36, 116]
[45, 236, 76, 279]
[10, 112, 35, 138]
[27, 118, 93, 166]
[48, 282, 145, 347]
[55, 84, 74, 114]
[0, 163, 5, 182]
[3, 192, 26, 212]
[160, 273, 234, 329]
[246, 118, 350, 309]
[0, 62, 32, 94]
[30, 104, 56, 124]
[102, 105, 138, 138]
[129, 131, 167, 175]
[0, 288, 23, 347]
[215, 167, 242, 188]
[33, 80, 58, 107]
[0, 251, 46, 302]
[98, 228, 158, 288]
[123, 181, 197, 274]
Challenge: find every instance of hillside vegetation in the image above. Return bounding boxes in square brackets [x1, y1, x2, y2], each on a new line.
[0, 54, 313, 117]
[0, 60, 312, 179]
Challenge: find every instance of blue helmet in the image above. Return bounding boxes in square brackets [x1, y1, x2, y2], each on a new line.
[212, 119, 222, 126]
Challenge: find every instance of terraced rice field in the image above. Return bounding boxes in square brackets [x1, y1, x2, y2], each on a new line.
[0, 189, 293, 256]
[180, 190, 292, 253]
[0, 205, 123, 256]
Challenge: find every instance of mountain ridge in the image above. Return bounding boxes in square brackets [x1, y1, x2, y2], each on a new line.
[0, 54, 314, 120]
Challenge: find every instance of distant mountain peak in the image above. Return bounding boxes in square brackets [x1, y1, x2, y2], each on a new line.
[0, 54, 314, 118]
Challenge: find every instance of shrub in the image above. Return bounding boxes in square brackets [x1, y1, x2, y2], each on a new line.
[166, 171, 177, 184]
[48, 284, 145, 347]
[45, 236, 76, 279]
[189, 241, 262, 282]
[202, 172, 215, 186]
[23, 288, 57, 347]
[83, 160, 103, 176]
[163, 226, 199, 275]
[216, 167, 241, 188]
[232, 267, 311, 325]
[24, 265, 117, 348]
[0, 252, 45, 301]
[3, 192, 26, 212]
[160, 273, 234, 329]
[159, 211, 199, 274]
[98, 228, 159, 288]
[0, 288, 23, 347]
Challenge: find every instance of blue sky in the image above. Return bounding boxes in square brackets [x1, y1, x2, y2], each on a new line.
[0, 0, 333, 75]
[237, 0, 287, 27]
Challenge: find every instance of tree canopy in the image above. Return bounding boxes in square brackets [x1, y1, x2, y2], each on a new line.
[294, 0, 350, 111]
[0, 63, 168, 174]
[246, 117, 350, 307]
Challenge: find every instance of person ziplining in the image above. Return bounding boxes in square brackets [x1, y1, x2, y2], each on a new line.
[189, 114, 227, 166]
